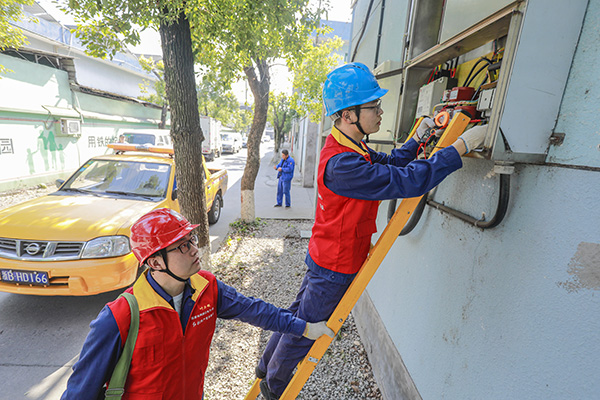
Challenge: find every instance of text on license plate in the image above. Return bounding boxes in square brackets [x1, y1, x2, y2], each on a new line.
[0, 269, 49, 285]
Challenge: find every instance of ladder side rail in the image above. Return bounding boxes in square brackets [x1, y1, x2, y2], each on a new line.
[246, 113, 471, 400]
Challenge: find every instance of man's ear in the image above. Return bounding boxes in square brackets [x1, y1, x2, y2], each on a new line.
[342, 110, 353, 123]
[146, 255, 163, 271]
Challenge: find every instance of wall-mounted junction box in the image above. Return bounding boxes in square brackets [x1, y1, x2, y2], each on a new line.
[396, 0, 588, 163]
[416, 77, 457, 117]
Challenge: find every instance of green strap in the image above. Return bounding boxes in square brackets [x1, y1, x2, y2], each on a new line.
[105, 292, 139, 399]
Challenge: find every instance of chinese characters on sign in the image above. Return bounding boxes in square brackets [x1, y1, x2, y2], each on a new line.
[87, 136, 117, 148]
[0, 138, 14, 155]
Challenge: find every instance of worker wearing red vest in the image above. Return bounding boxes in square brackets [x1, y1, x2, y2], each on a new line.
[62, 208, 334, 400]
[257, 62, 487, 399]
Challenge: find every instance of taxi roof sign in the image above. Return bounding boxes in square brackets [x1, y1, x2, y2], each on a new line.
[107, 143, 174, 155]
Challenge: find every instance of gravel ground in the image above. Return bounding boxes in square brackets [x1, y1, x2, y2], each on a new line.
[0, 184, 383, 400]
[206, 219, 382, 400]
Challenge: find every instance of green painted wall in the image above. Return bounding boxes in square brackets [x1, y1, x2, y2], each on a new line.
[0, 54, 168, 191]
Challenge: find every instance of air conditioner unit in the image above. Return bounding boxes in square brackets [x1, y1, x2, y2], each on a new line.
[60, 119, 81, 136]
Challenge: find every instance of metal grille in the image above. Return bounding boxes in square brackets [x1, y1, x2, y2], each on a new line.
[0, 238, 84, 261]
[0, 238, 17, 253]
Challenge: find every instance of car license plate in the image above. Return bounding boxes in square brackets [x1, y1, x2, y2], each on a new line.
[0, 269, 49, 285]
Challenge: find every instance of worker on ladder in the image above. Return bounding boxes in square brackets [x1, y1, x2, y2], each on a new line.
[257, 62, 486, 399]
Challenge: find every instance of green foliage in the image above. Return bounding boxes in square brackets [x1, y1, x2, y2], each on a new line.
[0, 0, 35, 75]
[57, 0, 157, 59]
[189, 0, 325, 86]
[268, 91, 296, 149]
[290, 28, 343, 122]
[229, 218, 265, 235]
[196, 70, 251, 132]
[138, 56, 167, 105]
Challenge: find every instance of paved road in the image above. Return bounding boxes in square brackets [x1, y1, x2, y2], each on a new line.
[0, 143, 273, 400]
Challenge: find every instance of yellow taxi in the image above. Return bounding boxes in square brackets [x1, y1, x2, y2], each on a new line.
[0, 144, 227, 296]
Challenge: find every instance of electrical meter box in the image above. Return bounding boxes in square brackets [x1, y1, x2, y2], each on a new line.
[416, 77, 456, 117]
[397, 0, 588, 163]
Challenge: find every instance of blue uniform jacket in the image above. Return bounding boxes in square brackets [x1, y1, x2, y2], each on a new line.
[306, 135, 462, 282]
[324, 136, 462, 200]
[276, 157, 295, 182]
[62, 272, 305, 399]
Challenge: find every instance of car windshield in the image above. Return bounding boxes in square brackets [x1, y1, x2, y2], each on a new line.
[221, 134, 231, 141]
[61, 159, 171, 200]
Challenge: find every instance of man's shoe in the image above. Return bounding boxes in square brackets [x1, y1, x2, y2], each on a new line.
[285, 205, 291, 208]
[255, 365, 266, 379]
[273, 204, 282, 207]
[260, 380, 280, 400]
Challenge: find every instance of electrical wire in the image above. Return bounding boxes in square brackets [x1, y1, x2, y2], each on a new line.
[464, 64, 490, 88]
[461, 57, 492, 87]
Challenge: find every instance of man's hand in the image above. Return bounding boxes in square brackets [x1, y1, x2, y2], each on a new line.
[459, 125, 487, 153]
[303, 321, 335, 340]
[415, 117, 443, 141]
[277, 167, 282, 172]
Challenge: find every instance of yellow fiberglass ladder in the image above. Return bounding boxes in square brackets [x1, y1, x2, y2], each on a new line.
[244, 112, 472, 400]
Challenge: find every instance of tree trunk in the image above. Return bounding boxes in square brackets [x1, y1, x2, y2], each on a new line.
[276, 112, 286, 153]
[273, 126, 281, 155]
[158, 103, 168, 129]
[241, 58, 270, 222]
[160, 13, 210, 264]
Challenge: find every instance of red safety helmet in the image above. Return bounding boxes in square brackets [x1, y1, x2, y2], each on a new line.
[130, 208, 199, 264]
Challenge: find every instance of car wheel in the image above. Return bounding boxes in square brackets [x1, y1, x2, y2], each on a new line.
[208, 193, 222, 225]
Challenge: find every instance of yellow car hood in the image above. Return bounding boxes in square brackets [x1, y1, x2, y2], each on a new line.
[0, 194, 161, 241]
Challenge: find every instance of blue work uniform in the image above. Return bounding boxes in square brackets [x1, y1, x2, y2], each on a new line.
[275, 156, 295, 207]
[259, 129, 462, 396]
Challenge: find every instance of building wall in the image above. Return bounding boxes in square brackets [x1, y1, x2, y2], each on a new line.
[350, 0, 600, 398]
[0, 54, 163, 191]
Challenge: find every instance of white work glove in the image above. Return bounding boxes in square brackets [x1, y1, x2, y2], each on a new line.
[303, 321, 335, 340]
[458, 125, 488, 153]
[415, 117, 443, 141]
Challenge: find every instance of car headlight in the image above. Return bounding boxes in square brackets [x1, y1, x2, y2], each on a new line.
[81, 236, 131, 259]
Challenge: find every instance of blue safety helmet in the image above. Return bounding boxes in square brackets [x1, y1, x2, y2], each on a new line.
[322, 62, 388, 117]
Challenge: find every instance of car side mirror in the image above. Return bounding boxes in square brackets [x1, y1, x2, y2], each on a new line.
[172, 188, 177, 200]
[55, 179, 65, 189]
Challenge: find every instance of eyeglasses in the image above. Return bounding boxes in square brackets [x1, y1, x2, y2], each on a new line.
[166, 234, 199, 254]
[358, 99, 382, 111]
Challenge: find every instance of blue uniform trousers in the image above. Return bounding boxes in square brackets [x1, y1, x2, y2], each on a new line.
[258, 268, 352, 396]
[276, 179, 291, 207]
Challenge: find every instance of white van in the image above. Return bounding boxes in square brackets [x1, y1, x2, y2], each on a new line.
[221, 129, 242, 154]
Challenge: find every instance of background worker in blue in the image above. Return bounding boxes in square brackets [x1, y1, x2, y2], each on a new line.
[61, 208, 333, 400]
[257, 62, 486, 399]
[273, 149, 295, 207]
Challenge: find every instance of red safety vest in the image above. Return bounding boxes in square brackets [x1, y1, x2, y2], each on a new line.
[107, 270, 218, 399]
[308, 127, 380, 274]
